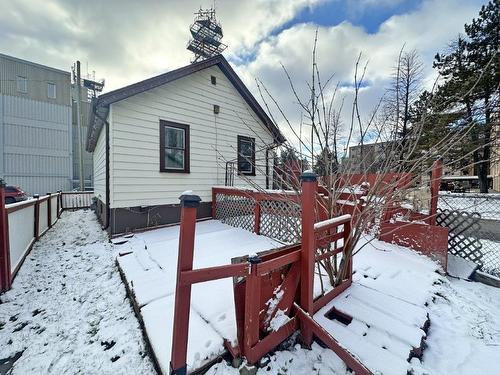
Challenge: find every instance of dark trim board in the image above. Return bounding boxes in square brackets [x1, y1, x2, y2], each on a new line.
[107, 202, 212, 236]
[237, 135, 256, 176]
[159, 120, 190, 173]
[95, 198, 107, 228]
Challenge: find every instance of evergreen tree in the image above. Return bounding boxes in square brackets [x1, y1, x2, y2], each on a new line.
[429, 0, 499, 192]
[314, 147, 338, 177]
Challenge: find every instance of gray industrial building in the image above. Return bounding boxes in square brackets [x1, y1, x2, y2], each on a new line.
[72, 94, 93, 190]
[0, 53, 93, 195]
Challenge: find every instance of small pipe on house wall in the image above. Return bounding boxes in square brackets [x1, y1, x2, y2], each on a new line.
[214, 110, 219, 185]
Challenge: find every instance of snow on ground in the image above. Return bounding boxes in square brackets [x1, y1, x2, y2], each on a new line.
[2, 210, 499, 375]
[0, 210, 155, 375]
[417, 277, 500, 375]
[207, 237, 500, 375]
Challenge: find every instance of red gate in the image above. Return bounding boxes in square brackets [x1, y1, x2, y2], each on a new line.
[169, 172, 372, 375]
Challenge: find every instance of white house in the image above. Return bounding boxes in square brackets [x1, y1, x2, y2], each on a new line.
[86, 55, 285, 235]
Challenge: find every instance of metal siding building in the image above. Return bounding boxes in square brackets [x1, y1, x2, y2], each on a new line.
[0, 53, 72, 195]
[71, 98, 94, 190]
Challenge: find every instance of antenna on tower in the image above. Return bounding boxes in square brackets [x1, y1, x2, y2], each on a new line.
[187, 6, 227, 63]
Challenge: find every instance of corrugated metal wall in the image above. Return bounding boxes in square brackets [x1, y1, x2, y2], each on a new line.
[71, 98, 94, 189]
[1, 94, 72, 195]
[0, 53, 71, 106]
[0, 54, 73, 195]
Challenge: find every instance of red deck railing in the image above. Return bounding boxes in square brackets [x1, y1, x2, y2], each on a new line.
[170, 174, 372, 375]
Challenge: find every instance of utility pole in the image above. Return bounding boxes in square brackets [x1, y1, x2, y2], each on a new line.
[75, 61, 84, 191]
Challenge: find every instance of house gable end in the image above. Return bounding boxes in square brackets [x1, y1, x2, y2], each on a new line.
[86, 55, 284, 152]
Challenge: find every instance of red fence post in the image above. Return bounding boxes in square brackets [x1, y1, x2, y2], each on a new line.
[33, 195, 40, 240]
[211, 188, 216, 219]
[254, 201, 261, 235]
[300, 171, 317, 346]
[243, 255, 262, 356]
[343, 219, 353, 278]
[428, 159, 443, 226]
[170, 193, 201, 375]
[47, 192, 52, 228]
[0, 179, 12, 292]
[56, 191, 61, 218]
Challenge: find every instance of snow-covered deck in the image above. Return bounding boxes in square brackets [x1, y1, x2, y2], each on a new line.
[314, 238, 441, 375]
[114, 220, 282, 373]
[115, 220, 442, 375]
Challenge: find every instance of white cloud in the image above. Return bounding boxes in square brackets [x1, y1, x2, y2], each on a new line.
[0, 0, 484, 150]
[0, 0, 325, 90]
[235, 0, 482, 148]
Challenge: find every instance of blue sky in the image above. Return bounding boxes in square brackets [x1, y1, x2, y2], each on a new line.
[277, 0, 423, 35]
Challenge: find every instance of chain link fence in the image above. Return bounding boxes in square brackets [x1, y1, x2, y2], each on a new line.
[438, 192, 500, 278]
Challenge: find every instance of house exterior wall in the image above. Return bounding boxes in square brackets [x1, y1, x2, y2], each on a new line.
[0, 54, 72, 195]
[108, 65, 275, 209]
[93, 123, 107, 205]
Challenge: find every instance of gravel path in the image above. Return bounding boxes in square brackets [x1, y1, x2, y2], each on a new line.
[0, 210, 156, 375]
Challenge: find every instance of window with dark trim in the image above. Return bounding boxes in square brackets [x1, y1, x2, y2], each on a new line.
[237, 135, 255, 176]
[159, 120, 190, 173]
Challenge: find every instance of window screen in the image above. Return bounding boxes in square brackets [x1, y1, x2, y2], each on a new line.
[160, 121, 190, 173]
[237, 136, 255, 175]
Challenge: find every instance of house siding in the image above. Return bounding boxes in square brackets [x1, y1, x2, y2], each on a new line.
[93, 123, 107, 204]
[108, 65, 275, 208]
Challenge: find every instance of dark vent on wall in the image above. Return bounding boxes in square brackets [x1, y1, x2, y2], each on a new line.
[213, 105, 220, 114]
[211, 75, 217, 85]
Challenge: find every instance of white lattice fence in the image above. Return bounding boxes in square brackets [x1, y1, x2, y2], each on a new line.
[213, 188, 301, 244]
[259, 200, 301, 244]
[215, 193, 255, 233]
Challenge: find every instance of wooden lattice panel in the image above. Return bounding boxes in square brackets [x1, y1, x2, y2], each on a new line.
[259, 200, 301, 244]
[215, 193, 255, 232]
[436, 209, 484, 264]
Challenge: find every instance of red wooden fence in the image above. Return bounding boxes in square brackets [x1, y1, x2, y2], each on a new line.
[378, 160, 449, 268]
[170, 173, 372, 375]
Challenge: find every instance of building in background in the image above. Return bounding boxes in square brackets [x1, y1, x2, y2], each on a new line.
[71, 89, 93, 190]
[344, 141, 396, 174]
[0, 53, 94, 195]
[0, 53, 72, 195]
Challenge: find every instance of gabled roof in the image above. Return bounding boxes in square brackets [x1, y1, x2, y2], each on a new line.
[86, 55, 285, 151]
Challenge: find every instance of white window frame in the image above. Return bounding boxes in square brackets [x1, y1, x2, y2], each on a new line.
[47, 82, 56, 99]
[16, 76, 27, 93]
